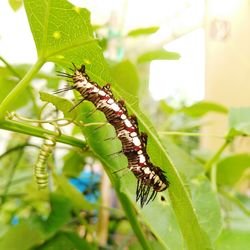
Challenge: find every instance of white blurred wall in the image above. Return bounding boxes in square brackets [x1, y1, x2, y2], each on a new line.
[203, 0, 250, 151]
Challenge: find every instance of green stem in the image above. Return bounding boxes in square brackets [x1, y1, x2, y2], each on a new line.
[0, 56, 21, 78]
[0, 120, 85, 148]
[159, 131, 224, 139]
[1, 150, 23, 205]
[204, 140, 231, 173]
[0, 143, 39, 160]
[0, 58, 44, 119]
[211, 163, 217, 192]
[219, 189, 250, 216]
[0, 176, 32, 189]
[0, 193, 26, 198]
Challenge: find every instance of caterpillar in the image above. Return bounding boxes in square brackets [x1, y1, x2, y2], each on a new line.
[34, 134, 56, 189]
[58, 65, 169, 207]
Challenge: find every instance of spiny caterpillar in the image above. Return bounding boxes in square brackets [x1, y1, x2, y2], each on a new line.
[58, 65, 169, 207]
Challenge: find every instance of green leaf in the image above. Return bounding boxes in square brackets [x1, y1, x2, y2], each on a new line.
[217, 154, 250, 186]
[215, 229, 250, 250]
[181, 101, 228, 117]
[0, 217, 45, 250]
[63, 151, 86, 177]
[0, 0, 107, 117]
[159, 100, 175, 114]
[8, 0, 23, 11]
[24, 0, 95, 61]
[39, 91, 77, 119]
[162, 138, 222, 242]
[110, 60, 139, 96]
[54, 175, 93, 211]
[43, 193, 72, 234]
[137, 49, 180, 63]
[37, 232, 97, 250]
[228, 107, 250, 135]
[127, 26, 159, 37]
[0, 67, 29, 111]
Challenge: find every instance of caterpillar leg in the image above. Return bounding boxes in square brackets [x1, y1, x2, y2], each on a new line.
[54, 85, 74, 94]
[106, 150, 123, 158]
[69, 98, 85, 112]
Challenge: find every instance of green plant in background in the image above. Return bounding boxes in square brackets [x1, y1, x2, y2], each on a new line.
[0, 1, 249, 250]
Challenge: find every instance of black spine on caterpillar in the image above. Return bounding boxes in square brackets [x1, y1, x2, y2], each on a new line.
[62, 64, 169, 207]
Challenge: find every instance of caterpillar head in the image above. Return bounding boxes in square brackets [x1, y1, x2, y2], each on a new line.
[72, 65, 92, 89]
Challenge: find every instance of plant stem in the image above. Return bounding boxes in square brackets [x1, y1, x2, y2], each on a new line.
[204, 140, 231, 173]
[0, 58, 44, 119]
[0, 176, 32, 189]
[220, 189, 250, 216]
[211, 163, 218, 192]
[97, 171, 110, 246]
[0, 120, 85, 148]
[159, 131, 224, 139]
[0, 143, 39, 160]
[0, 56, 21, 78]
[0, 150, 23, 205]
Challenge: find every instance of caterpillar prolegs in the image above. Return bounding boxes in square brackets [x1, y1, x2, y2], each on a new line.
[59, 65, 169, 207]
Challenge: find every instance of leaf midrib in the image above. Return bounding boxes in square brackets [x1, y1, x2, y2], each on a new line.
[37, 0, 50, 58]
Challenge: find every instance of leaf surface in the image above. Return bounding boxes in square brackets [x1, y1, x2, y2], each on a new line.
[217, 154, 250, 185]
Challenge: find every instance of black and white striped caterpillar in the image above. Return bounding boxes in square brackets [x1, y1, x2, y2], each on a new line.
[58, 65, 169, 207]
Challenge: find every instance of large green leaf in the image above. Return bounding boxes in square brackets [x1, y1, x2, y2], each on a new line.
[0, 0, 103, 117]
[217, 154, 250, 186]
[24, 0, 94, 61]
[162, 138, 222, 242]
[215, 229, 250, 250]
[110, 60, 139, 96]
